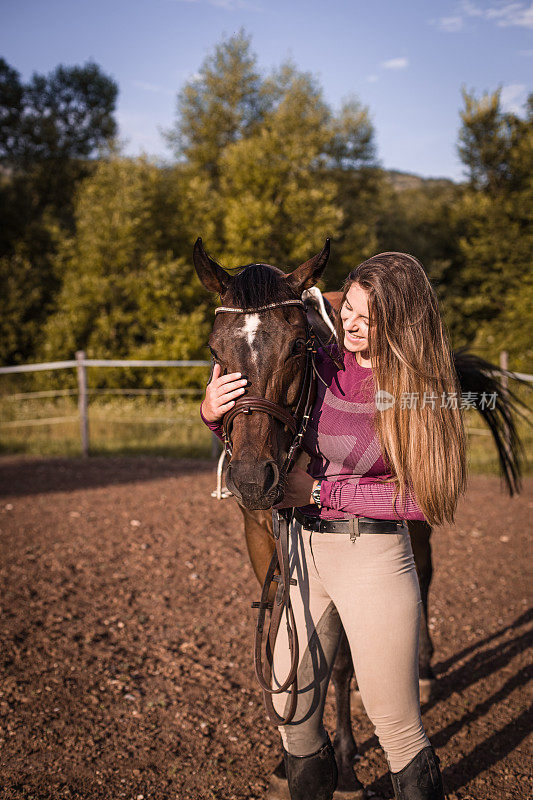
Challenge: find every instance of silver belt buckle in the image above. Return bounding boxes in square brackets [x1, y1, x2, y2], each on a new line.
[350, 517, 360, 542]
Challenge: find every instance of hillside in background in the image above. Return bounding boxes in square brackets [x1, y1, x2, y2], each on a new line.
[386, 169, 460, 191]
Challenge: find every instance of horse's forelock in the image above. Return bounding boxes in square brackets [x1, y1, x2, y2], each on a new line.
[227, 264, 296, 310]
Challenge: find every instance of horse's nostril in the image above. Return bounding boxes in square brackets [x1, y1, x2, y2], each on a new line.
[264, 461, 279, 494]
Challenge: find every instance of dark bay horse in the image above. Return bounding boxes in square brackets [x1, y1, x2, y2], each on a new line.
[194, 238, 527, 800]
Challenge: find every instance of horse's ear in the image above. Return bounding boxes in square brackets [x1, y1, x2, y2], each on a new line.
[286, 239, 330, 294]
[193, 238, 232, 294]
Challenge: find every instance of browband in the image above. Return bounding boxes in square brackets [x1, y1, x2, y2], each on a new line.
[215, 300, 305, 314]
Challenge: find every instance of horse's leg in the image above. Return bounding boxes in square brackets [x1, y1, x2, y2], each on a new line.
[408, 520, 435, 703]
[331, 627, 365, 798]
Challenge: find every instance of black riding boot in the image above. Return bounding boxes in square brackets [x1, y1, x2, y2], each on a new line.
[390, 745, 445, 800]
[282, 734, 338, 800]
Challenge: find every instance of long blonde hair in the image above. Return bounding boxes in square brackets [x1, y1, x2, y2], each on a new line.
[335, 252, 467, 526]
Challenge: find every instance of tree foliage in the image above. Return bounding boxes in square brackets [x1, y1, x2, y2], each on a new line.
[0, 57, 118, 365]
[0, 58, 117, 169]
[0, 57, 117, 228]
[219, 64, 344, 266]
[166, 32, 379, 276]
[455, 89, 533, 368]
[39, 156, 210, 388]
[165, 29, 270, 180]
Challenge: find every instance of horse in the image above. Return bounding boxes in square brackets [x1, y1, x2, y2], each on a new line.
[193, 238, 527, 800]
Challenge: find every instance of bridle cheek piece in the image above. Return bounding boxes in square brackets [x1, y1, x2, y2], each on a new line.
[214, 298, 319, 725]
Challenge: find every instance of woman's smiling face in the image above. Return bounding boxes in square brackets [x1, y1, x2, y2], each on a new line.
[340, 282, 371, 356]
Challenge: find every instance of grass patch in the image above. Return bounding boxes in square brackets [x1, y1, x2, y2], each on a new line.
[0, 395, 219, 459]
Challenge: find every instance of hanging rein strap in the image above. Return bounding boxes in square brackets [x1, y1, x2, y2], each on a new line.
[252, 506, 299, 725]
[251, 334, 316, 726]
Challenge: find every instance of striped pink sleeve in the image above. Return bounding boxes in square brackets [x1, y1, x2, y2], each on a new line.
[200, 402, 224, 441]
[320, 478, 427, 522]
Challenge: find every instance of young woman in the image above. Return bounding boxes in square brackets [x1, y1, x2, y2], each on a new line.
[201, 253, 466, 800]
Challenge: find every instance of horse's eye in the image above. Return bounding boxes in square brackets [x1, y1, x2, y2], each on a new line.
[291, 339, 306, 356]
[208, 345, 219, 360]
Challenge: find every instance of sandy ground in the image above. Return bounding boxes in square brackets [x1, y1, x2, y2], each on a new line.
[0, 455, 531, 800]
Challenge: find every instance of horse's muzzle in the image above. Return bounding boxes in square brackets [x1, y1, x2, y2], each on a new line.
[225, 459, 280, 510]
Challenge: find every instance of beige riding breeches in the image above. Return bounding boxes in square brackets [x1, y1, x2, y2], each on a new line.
[271, 518, 431, 773]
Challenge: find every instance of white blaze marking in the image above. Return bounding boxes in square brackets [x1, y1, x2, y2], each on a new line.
[239, 314, 261, 364]
[242, 314, 260, 346]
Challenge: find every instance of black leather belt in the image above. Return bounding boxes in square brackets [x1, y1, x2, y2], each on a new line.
[294, 508, 407, 543]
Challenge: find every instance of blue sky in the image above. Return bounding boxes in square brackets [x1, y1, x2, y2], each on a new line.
[2, 0, 532, 180]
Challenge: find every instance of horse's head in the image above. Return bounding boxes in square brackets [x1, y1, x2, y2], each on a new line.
[194, 238, 330, 510]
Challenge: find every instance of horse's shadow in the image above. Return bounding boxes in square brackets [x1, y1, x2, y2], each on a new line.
[360, 607, 532, 798]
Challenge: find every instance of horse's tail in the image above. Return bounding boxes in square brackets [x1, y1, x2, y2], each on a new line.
[453, 347, 531, 496]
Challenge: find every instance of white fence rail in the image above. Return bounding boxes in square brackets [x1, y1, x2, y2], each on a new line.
[0, 358, 210, 374]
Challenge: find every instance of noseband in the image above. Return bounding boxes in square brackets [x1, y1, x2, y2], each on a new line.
[214, 297, 320, 725]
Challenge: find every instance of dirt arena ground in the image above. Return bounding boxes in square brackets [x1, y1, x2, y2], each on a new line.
[0, 456, 531, 800]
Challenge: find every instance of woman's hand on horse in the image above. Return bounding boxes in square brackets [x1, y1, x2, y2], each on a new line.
[201, 363, 248, 423]
[273, 467, 317, 509]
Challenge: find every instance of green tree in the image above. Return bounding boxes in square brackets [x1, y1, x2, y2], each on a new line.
[165, 30, 270, 181]
[458, 87, 520, 193]
[0, 57, 118, 228]
[164, 30, 274, 255]
[321, 97, 381, 287]
[219, 64, 343, 266]
[166, 32, 379, 280]
[455, 89, 533, 368]
[326, 96, 376, 170]
[40, 155, 210, 387]
[372, 176, 468, 341]
[0, 253, 44, 365]
[0, 57, 118, 365]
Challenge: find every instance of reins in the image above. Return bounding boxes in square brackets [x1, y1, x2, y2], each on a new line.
[214, 297, 323, 725]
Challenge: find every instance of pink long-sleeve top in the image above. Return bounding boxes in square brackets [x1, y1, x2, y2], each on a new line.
[201, 345, 426, 522]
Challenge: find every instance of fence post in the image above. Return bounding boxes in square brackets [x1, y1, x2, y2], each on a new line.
[500, 350, 511, 456]
[76, 350, 89, 457]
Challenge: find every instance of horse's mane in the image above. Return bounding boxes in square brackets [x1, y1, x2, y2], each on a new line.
[227, 263, 296, 309]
